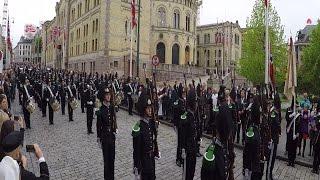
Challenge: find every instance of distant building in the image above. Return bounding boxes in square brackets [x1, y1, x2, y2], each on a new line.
[13, 36, 33, 63]
[40, 0, 201, 79]
[196, 21, 242, 80]
[294, 25, 317, 65]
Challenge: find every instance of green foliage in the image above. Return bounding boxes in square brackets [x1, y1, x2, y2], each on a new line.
[298, 23, 320, 94]
[238, 0, 287, 86]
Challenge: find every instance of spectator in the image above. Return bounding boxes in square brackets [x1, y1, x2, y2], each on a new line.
[0, 131, 23, 180]
[0, 94, 10, 130]
[20, 144, 49, 180]
[0, 131, 50, 180]
[0, 118, 25, 161]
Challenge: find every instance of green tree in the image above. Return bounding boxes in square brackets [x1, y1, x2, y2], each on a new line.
[238, 0, 287, 86]
[298, 23, 320, 94]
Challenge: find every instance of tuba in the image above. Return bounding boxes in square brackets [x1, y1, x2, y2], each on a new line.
[68, 85, 79, 110]
[48, 86, 60, 112]
[24, 85, 36, 114]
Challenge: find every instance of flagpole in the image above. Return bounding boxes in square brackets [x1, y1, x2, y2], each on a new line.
[264, 0, 269, 87]
[130, 27, 134, 77]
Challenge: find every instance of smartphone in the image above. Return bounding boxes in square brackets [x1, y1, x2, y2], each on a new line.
[14, 116, 20, 121]
[26, 145, 35, 153]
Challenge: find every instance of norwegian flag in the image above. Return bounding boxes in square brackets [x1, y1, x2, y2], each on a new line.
[131, 0, 136, 29]
[6, 17, 12, 54]
[269, 43, 275, 88]
[264, 0, 268, 7]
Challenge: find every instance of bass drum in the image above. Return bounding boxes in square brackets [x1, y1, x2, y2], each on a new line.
[49, 98, 60, 112]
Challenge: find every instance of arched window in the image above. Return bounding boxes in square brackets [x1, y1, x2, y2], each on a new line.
[173, 10, 180, 29]
[156, 42, 166, 64]
[172, 44, 180, 65]
[185, 46, 190, 64]
[158, 7, 166, 27]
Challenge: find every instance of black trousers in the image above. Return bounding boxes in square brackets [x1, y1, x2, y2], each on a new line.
[49, 105, 54, 124]
[23, 106, 31, 128]
[86, 106, 94, 132]
[186, 151, 196, 180]
[42, 99, 47, 117]
[287, 138, 298, 164]
[61, 99, 66, 115]
[313, 147, 320, 171]
[141, 154, 156, 180]
[128, 96, 133, 115]
[176, 127, 182, 161]
[102, 137, 115, 180]
[68, 104, 73, 121]
[266, 143, 278, 179]
[80, 96, 85, 113]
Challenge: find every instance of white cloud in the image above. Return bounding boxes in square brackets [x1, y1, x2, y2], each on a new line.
[2, 0, 319, 46]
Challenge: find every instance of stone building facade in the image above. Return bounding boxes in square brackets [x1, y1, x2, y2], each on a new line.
[196, 21, 242, 79]
[41, 0, 200, 78]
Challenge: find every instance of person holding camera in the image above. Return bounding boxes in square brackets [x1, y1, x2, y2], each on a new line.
[0, 131, 49, 180]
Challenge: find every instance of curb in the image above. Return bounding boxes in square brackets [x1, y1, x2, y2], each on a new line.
[119, 106, 313, 168]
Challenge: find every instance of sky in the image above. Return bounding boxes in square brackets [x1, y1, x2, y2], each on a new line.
[1, 0, 319, 47]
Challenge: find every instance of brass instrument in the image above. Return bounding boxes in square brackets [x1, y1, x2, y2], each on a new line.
[68, 85, 79, 110]
[24, 85, 36, 114]
[48, 86, 60, 112]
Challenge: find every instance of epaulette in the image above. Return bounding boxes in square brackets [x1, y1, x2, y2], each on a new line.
[180, 111, 187, 120]
[213, 107, 219, 112]
[202, 144, 216, 168]
[270, 111, 276, 118]
[131, 121, 141, 137]
[246, 126, 254, 138]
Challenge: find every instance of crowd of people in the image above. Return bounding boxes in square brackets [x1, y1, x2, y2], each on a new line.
[0, 66, 319, 180]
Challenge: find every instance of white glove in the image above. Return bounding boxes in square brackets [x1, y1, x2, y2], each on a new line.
[244, 168, 249, 178]
[268, 141, 273, 150]
[87, 101, 93, 105]
[114, 129, 118, 135]
[293, 135, 297, 140]
[46, 98, 49, 101]
[97, 138, 101, 148]
[289, 112, 296, 118]
[155, 151, 161, 160]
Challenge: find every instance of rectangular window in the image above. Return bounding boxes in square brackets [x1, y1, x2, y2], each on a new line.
[93, 62, 95, 72]
[114, 61, 118, 68]
[93, 20, 95, 33]
[95, 38, 98, 51]
[92, 39, 94, 51]
[95, 19, 98, 33]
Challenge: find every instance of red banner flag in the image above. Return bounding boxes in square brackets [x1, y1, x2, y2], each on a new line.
[264, 0, 268, 7]
[131, 0, 136, 29]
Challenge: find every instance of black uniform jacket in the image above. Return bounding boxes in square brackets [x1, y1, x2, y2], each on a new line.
[21, 162, 49, 180]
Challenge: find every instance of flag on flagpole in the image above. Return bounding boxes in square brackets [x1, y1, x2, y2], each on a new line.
[264, 0, 268, 7]
[6, 17, 12, 54]
[284, 37, 297, 100]
[269, 42, 275, 88]
[131, 0, 137, 29]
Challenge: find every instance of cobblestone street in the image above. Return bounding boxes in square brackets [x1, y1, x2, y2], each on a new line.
[11, 99, 319, 180]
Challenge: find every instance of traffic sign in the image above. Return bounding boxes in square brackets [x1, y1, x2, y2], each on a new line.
[152, 55, 159, 66]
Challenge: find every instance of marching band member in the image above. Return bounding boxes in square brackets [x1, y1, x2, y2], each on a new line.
[96, 88, 117, 180]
